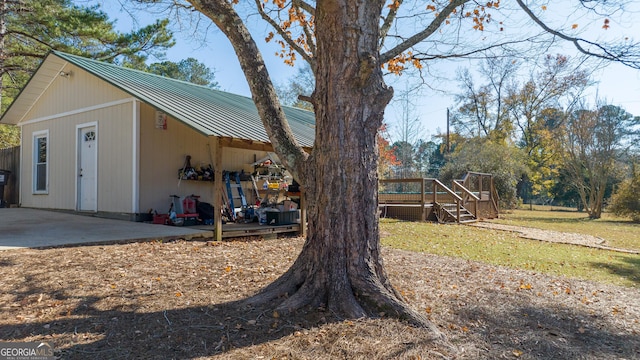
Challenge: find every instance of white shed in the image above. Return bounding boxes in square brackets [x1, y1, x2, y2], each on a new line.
[0, 51, 314, 240]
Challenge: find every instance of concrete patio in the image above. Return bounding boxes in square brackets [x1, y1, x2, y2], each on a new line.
[0, 208, 213, 250]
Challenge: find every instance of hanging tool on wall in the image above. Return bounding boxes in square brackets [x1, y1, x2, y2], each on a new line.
[177, 155, 194, 187]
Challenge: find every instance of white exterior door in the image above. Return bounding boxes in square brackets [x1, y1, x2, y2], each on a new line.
[78, 125, 97, 211]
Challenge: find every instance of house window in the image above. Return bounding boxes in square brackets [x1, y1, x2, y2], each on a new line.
[84, 130, 96, 142]
[33, 130, 49, 193]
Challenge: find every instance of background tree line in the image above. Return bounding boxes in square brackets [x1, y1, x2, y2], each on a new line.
[373, 55, 640, 220]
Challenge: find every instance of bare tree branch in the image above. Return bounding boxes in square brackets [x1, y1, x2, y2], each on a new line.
[292, 0, 315, 16]
[409, 37, 543, 61]
[379, 0, 403, 52]
[380, 0, 468, 63]
[515, 0, 640, 69]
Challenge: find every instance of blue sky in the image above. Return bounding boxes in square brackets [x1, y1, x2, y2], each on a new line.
[95, 1, 640, 141]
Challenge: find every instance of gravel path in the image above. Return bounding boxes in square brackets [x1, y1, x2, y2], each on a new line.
[470, 222, 639, 254]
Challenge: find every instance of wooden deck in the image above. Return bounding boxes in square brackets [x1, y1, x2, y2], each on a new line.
[193, 222, 301, 239]
[379, 172, 499, 223]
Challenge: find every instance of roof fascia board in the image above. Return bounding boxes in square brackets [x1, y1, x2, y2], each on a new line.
[218, 136, 274, 152]
[0, 52, 65, 124]
[16, 61, 69, 125]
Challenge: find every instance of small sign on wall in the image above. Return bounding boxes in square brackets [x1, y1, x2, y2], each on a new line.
[155, 111, 167, 130]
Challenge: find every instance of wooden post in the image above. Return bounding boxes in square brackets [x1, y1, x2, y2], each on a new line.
[490, 175, 497, 216]
[420, 178, 426, 221]
[213, 137, 224, 241]
[432, 179, 437, 204]
[479, 174, 483, 200]
[474, 199, 478, 219]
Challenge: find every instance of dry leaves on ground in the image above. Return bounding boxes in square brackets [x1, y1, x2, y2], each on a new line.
[0, 236, 638, 359]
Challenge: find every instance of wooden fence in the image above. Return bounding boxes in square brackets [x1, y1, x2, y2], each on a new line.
[0, 146, 19, 206]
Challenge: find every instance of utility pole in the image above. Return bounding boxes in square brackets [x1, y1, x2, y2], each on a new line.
[446, 108, 450, 153]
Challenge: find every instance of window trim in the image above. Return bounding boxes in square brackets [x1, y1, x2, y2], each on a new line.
[33, 130, 49, 194]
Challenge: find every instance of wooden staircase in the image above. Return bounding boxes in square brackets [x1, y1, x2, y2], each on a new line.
[433, 202, 477, 224]
[379, 172, 499, 224]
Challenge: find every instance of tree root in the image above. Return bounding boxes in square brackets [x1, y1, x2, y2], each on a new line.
[241, 255, 442, 337]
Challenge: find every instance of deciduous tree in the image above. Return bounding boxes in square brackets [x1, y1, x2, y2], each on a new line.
[453, 57, 518, 140]
[275, 63, 315, 111]
[439, 136, 527, 208]
[557, 104, 639, 218]
[377, 124, 399, 179]
[137, 0, 640, 328]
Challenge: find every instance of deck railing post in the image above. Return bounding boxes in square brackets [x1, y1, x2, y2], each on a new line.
[474, 199, 478, 218]
[214, 138, 224, 241]
[431, 180, 436, 204]
[420, 178, 426, 221]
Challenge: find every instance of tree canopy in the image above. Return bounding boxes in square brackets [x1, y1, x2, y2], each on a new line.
[147, 58, 219, 88]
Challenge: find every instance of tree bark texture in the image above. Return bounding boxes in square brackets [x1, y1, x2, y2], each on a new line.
[189, 0, 435, 329]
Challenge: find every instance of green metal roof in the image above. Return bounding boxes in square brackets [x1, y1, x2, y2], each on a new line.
[5, 51, 315, 147]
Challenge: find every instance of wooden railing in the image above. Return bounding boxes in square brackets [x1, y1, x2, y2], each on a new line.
[452, 180, 479, 218]
[379, 172, 500, 222]
[455, 171, 499, 219]
[379, 178, 427, 220]
[379, 178, 470, 223]
[431, 178, 465, 223]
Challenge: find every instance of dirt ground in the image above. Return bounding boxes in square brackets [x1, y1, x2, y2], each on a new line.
[0, 235, 638, 359]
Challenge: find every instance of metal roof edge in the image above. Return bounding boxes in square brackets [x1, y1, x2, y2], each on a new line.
[3, 51, 315, 147]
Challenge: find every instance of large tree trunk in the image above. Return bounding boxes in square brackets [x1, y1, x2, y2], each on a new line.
[190, 0, 435, 330]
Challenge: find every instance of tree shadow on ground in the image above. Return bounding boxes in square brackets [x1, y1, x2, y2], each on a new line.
[591, 255, 640, 287]
[0, 258, 15, 267]
[0, 293, 321, 359]
[2, 238, 638, 359]
[451, 290, 640, 359]
[2, 282, 638, 359]
[0, 277, 450, 359]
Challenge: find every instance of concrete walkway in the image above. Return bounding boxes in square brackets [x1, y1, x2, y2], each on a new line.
[0, 208, 213, 250]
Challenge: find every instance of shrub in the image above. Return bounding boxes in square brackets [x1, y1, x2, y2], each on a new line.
[609, 172, 640, 222]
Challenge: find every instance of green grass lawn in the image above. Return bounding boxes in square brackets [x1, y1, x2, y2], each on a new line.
[493, 206, 640, 251]
[380, 215, 640, 288]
